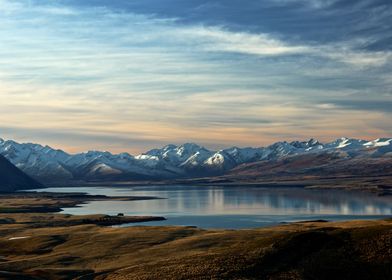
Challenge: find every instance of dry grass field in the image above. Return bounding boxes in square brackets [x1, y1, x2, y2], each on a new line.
[0, 193, 391, 279]
[0, 217, 392, 280]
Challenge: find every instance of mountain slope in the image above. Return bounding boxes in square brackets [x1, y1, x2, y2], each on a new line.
[0, 155, 43, 192]
[225, 151, 392, 182]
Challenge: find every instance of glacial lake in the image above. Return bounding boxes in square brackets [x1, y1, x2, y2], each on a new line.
[35, 185, 392, 229]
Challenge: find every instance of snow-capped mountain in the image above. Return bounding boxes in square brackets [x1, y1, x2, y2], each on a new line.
[0, 139, 73, 180]
[0, 137, 391, 183]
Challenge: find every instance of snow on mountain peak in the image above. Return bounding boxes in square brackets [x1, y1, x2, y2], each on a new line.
[308, 138, 320, 146]
[88, 163, 122, 176]
[205, 152, 226, 166]
[144, 144, 177, 157]
[364, 138, 392, 148]
[326, 137, 366, 150]
[337, 138, 350, 148]
[290, 138, 322, 149]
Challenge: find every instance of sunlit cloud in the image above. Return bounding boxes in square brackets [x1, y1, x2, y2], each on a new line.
[0, 0, 391, 153]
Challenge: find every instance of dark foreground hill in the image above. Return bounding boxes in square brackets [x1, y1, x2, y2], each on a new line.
[0, 155, 42, 192]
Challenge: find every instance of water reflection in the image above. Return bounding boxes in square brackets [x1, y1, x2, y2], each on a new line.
[36, 186, 392, 229]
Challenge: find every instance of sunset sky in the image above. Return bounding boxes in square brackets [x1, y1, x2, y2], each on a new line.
[0, 0, 391, 154]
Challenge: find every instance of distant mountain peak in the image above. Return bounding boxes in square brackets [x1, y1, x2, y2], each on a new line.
[178, 142, 208, 152]
[163, 144, 177, 150]
[290, 138, 322, 149]
[308, 138, 321, 145]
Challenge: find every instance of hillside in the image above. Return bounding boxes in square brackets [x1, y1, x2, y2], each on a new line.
[0, 206, 391, 280]
[0, 155, 42, 192]
[226, 151, 392, 181]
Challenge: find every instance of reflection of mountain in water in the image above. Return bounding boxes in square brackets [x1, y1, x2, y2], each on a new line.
[42, 186, 392, 217]
[138, 187, 392, 216]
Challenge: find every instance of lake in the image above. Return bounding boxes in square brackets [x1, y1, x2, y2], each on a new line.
[35, 185, 392, 229]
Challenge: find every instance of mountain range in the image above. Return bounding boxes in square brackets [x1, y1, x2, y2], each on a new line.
[0, 137, 391, 184]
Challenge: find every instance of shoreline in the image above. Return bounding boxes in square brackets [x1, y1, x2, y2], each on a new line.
[41, 175, 392, 197]
[0, 192, 166, 226]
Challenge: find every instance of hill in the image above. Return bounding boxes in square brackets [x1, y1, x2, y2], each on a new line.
[0, 154, 42, 192]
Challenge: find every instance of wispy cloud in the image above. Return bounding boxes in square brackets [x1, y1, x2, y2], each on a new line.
[176, 26, 310, 56]
[270, 0, 338, 9]
[0, 0, 391, 152]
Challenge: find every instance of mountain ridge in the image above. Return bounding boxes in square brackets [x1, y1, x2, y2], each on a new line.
[0, 137, 391, 183]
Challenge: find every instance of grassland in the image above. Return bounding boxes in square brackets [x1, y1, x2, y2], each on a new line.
[0, 193, 391, 279]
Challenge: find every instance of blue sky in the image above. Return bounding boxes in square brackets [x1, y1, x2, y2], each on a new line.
[0, 0, 391, 153]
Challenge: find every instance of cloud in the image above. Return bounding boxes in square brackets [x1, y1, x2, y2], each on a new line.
[177, 26, 310, 56]
[325, 100, 392, 113]
[270, 0, 338, 9]
[0, 0, 391, 152]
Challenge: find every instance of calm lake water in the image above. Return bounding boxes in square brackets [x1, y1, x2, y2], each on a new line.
[35, 185, 392, 229]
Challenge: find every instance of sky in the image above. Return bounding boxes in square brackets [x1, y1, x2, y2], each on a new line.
[0, 0, 391, 154]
